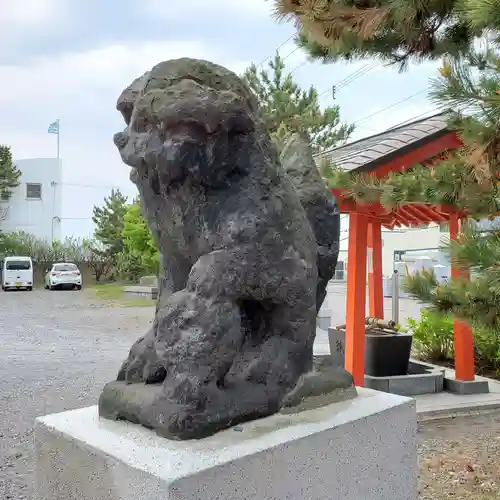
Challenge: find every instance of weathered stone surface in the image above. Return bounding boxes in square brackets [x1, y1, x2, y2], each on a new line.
[280, 134, 340, 311]
[99, 58, 328, 440]
[281, 355, 356, 413]
[99, 354, 356, 428]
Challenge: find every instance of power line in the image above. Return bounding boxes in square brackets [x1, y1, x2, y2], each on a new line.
[282, 46, 299, 62]
[58, 182, 122, 190]
[289, 58, 308, 74]
[59, 217, 93, 220]
[318, 62, 378, 100]
[254, 34, 378, 102]
[378, 100, 473, 132]
[256, 34, 295, 68]
[388, 109, 445, 130]
[336, 63, 378, 90]
[353, 89, 428, 125]
[342, 89, 469, 136]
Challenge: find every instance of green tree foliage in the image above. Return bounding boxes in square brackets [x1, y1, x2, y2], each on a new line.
[242, 52, 354, 152]
[270, 1, 500, 369]
[318, 31, 500, 215]
[404, 223, 500, 328]
[0, 145, 21, 208]
[0, 231, 114, 282]
[82, 239, 113, 282]
[276, 1, 500, 333]
[0, 231, 50, 260]
[117, 200, 159, 281]
[273, 0, 490, 69]
[0, 231, 89, 263]
[92, 189, 128, 262]
[320, 45, 500, 329]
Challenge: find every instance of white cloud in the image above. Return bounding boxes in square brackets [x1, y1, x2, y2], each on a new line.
[0, 0, 64, 24]
[0, 41, 203, 109]
[0, 40, 251, 114]
[146, 0, 273, 19]
[0, 39, 250, 237]
[0, 0, 71, 43]
[0, 38, 250, 158]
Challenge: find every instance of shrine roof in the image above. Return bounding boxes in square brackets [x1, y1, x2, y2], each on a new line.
[316, 111, 453, 173]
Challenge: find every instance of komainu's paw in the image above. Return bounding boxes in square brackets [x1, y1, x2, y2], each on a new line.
[116, 331, 166, 384]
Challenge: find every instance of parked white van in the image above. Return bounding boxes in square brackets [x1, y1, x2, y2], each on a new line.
[1, 256, 34, 291]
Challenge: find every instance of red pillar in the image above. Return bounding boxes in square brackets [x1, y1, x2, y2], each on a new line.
[367, 219, 384, 319]
[345, 213, 369, 386]
[449, 214, 475, 381]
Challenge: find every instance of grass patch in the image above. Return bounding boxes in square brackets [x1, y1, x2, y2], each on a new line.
[87, 282, 155, 308]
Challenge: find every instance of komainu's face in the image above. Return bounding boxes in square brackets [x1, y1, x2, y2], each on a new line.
[113, 74, 255, 194]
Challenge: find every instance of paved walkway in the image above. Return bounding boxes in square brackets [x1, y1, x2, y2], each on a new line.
[416, 370, 500, 419]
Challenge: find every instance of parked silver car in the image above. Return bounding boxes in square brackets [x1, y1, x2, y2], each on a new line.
[44, 262, 82, 290]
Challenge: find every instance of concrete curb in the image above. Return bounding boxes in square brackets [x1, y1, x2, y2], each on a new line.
[417, 401, 500, 422]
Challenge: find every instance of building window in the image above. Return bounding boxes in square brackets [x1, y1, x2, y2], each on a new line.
[26, 183, 42, 199]
[439, 222, 449, 232]
[0, 191, 9, 201]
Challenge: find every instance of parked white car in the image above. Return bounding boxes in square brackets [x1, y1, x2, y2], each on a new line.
[1, 256, 34, 291]
[44, 262, 82, 290]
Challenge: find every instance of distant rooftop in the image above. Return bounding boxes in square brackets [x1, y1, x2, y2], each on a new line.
[316, 111, 455, 173]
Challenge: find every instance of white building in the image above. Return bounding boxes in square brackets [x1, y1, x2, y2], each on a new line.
[0, 158, 62, 242]
[337, 222, 449, 279]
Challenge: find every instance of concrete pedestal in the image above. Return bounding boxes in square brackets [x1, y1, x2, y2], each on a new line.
[35, 388, 417, 500]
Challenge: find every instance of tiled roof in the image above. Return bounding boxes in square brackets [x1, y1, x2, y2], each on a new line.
[315, 111, 453, 173]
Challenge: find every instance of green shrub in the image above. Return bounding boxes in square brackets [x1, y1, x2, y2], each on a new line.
[408, 309, 500, 375]
[473, 324, 500, 375]
[407, 310, 455, 363]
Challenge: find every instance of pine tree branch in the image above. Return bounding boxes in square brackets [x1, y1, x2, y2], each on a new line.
[406, 267, 500, 328]
[274, 0, 477, 66]
[242, 52, 354, 151]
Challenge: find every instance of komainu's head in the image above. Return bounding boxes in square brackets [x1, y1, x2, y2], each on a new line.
[114, 58, 270, 193]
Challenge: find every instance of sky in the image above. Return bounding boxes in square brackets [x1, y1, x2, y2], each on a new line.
[0, 0, 440, 238]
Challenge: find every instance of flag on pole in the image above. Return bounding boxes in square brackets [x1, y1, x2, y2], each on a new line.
[48, 120, 59, 134]
[48, 120, 61, 158]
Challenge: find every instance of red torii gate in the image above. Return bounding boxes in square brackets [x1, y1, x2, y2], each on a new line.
[322, 113, 475, 387]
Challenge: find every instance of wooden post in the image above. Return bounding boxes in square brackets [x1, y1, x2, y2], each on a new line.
[367, 219, 384, 320]
[345, 213, 369, 386]
[449, 214, 475, 381]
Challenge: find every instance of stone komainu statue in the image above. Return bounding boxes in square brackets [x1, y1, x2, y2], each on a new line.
[98, 58, 345, 440]
[280, 134, 341, 312]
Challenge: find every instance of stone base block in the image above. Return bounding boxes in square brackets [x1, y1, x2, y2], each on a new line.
[123, 285, 158, 300]
[444, 377, 490, 394]
[364, 361, 445, 397]
[35, 389, 417, 500]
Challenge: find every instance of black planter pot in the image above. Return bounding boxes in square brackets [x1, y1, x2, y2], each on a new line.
[364, 332, 413, 377]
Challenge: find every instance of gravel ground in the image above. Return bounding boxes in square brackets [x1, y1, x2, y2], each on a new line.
[418, 414, 500, 499]
[0, 289, 154, 500]
[1, 288, 499, 500]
